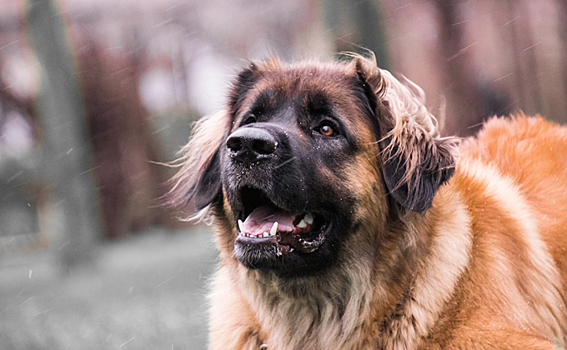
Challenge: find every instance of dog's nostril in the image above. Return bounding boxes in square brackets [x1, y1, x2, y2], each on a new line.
[226, 136, 243, 152]
[253, 139, 277, 154]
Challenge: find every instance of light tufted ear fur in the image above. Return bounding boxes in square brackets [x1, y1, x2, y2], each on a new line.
[167, 61, 269, 219]
[166, 111, 230, 218]
[349, 55, 459, 212]
[166, 58, 272, 219]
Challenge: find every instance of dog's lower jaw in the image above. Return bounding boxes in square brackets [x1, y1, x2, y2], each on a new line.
[231, 203, 363, 277]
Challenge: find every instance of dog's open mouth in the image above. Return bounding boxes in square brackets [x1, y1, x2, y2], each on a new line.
[234, 187, 328, 254]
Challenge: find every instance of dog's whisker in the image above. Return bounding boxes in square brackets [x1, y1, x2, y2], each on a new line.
[273, 156, 297, 170]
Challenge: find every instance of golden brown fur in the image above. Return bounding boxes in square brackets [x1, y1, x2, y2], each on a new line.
[169, 55, 567, 349]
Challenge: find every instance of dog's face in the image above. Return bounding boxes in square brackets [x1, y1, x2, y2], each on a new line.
[170, 56, 456, 277]
[222, 61, 384, 276]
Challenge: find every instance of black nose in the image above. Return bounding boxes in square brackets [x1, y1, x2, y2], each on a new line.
[226, 127, 278, 162]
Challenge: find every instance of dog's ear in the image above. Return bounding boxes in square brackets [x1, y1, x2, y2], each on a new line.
[379, 124, 456, 212]
[349, 55, 458, 212]
[167, 61, 269, 215]
[167, 111, 230, 213]
[229, 62, 262, 116]
[228, 58, 282, 116]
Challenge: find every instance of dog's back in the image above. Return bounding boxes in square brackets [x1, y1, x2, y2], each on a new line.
[426, 115, 567, 349]
[463, 115, 567, 271]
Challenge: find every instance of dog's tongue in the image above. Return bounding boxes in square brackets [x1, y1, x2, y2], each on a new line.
[241, 206, 294, 235]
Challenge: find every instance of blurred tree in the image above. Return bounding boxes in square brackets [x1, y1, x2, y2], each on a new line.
[77, 37, 172, 238]
[26, 0, 101, 273]
[433, 0, 484, 135]
[321, 0, 389, 68]
[382, 0, 566, 135]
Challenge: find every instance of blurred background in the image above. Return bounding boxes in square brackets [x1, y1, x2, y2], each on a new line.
[0, 0, 565, 348]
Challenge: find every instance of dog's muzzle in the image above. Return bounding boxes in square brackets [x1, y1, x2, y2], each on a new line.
[223, 125, 331, 270]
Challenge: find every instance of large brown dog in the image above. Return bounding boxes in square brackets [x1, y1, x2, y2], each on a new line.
[169, 54, 567, 349]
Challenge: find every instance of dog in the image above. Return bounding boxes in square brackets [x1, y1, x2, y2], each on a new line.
[168, 54, 567, 350]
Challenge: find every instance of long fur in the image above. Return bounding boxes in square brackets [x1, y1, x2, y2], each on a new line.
[166, 110, 230, 220]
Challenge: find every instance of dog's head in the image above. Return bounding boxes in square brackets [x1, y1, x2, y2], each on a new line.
[169, 55, 456, 277]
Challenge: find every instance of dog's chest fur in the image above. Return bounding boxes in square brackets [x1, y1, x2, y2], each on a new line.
[241, 261, 377, 350]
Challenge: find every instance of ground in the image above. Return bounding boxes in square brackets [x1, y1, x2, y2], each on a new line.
[0, 227, 217, 350]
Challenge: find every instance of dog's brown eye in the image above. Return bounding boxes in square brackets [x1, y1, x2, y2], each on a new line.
[319, 124, 336, 136]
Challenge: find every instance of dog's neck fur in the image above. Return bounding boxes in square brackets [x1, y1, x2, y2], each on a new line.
[242, 250, 376, 350]
[374, 193, 473, 350]
[232, 189, 474, 350]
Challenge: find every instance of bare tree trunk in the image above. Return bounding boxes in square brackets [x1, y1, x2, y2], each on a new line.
[321, 0, 389, 68]
[433, 0, 483, 136]
[561, 2, 567, 124]
[26, 0, 101, 273]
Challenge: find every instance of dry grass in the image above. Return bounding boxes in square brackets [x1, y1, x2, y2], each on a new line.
[0, 227, 217, 350]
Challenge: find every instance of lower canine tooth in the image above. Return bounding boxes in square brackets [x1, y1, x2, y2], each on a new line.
[297, 219, 307, 228]
[304, 213, 314, 225]
[270, 222, 278, 236]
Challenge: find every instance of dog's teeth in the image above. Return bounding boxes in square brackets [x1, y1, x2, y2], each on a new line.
[238, 219, 244, 232]
[264, 232, 270, 238]
[297, 219, 307, 228]
[270, 222, 278, 236]
[304, 213, 314, 225]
